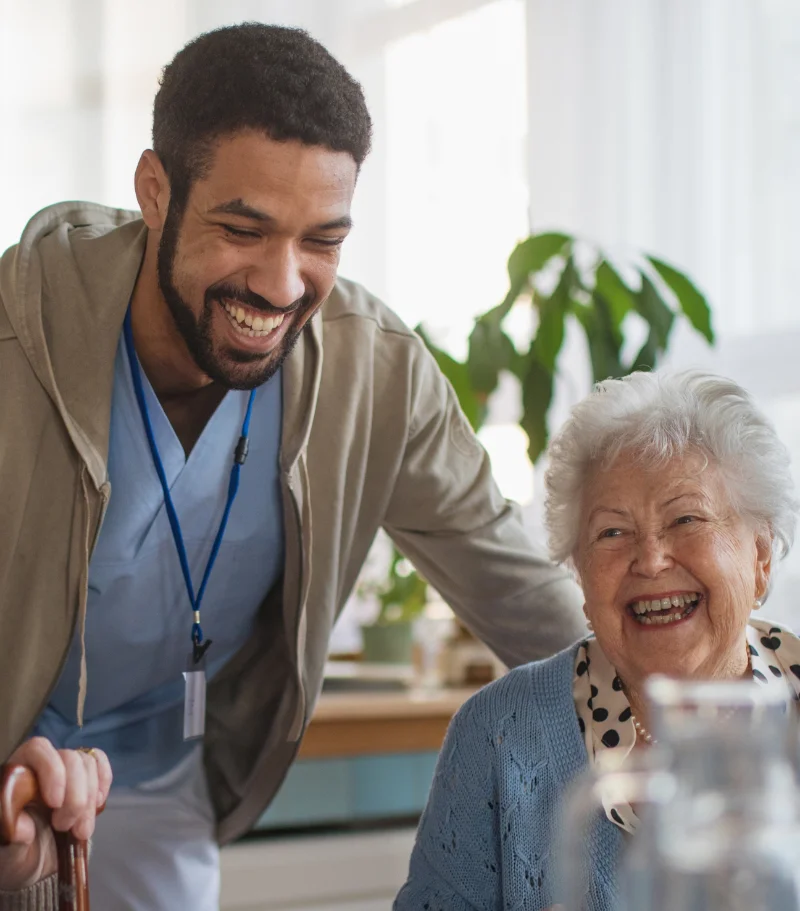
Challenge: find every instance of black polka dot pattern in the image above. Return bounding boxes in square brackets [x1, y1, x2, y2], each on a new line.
[601, 729, 620, 748]
[572, 619, 800, 839]
[746, 620, 800, 698]
[573, 641, 638, 834]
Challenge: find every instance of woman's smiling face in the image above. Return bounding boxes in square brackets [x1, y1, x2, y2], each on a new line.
[575, 448, 772, 690]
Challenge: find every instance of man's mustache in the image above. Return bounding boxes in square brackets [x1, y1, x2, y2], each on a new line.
[207, 282, 312, 317]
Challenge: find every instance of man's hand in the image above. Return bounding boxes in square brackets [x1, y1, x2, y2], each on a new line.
[0, 738, 111, 892]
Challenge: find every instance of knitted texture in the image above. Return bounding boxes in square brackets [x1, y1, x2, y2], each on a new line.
[0, 875, 58, 911]
[394, 644, 623, 910]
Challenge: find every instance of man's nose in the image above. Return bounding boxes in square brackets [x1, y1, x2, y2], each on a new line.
[631, 533, 674, 577]
[247, 242, 305, 310]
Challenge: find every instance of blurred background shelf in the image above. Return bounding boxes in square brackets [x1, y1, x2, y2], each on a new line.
[253, 685, 477, 831]
[298, 685, 476, 759]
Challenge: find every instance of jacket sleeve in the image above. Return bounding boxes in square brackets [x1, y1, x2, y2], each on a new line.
[393, 697, 501, 911]
[383, 339, 586, 667]
[0, 875, 58, 911]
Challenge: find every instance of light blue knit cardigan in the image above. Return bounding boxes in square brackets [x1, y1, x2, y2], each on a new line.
[394, 642, 624, 910]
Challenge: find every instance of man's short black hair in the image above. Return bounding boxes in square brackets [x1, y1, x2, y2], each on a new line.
[153, 22, 372, 207]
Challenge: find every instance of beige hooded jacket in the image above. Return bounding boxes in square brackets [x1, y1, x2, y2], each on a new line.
[0, 203, 584, 907]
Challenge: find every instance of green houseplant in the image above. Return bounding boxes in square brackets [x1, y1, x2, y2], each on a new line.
[360, 548, 428, 663]
[360, 232, 714, 661]
[423, 232, 713, 457]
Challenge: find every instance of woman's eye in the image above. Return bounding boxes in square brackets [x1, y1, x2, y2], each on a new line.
[675, 515, 696, 526]
[599, 528, 623, 539]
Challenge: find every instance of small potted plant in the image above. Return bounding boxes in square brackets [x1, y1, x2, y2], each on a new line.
[360, 546, 428, 664]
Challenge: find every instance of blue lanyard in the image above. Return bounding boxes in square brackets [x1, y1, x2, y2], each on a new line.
[122, 307, 256, 662]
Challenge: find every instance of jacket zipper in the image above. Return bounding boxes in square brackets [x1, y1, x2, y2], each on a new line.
[286, 469, 307, 741]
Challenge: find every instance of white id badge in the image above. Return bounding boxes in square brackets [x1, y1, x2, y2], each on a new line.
[183, 656, 207, 741]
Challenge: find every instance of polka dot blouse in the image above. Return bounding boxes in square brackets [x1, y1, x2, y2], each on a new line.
[573, 616, 800, 834]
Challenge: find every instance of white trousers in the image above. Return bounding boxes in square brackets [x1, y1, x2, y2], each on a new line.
[89, 748, 220, 911]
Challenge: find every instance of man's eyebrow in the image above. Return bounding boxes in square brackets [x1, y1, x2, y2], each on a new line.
[209, 199, 273, 221]
[208, 199, 353, 232]
[315, 215, 353, 231]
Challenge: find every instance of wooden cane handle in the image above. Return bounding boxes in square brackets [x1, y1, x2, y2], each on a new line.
[0, 763, 104, 911]
[0, 765, 40, 844]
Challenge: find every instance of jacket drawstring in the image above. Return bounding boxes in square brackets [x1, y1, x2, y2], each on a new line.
[75, 470, 93, 726]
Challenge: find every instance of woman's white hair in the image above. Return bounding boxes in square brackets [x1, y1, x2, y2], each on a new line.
[544, 370, 798, 577]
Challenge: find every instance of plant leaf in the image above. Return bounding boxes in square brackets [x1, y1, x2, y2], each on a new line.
[595, 260, 634, 327]
[416, 325, 485, 430]
[628, 329, 660, 373]
[533, 294, 567, 372]
[572, 301, 625, 383]
[531, 257, 573, 373]
[467, 317, 517, 396]
[507, 232, 571, 293]
[635, 273, 675, 349]
[648, 256, 714, 343]
[377, 546, 428, 621]
[520, 355, 554, 463]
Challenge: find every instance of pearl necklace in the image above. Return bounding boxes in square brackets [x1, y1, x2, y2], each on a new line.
[628, 649, 754, 746]
[630, 713, 657, 744]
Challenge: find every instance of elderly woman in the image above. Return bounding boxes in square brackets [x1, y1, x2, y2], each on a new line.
[394, 370, 800, 911]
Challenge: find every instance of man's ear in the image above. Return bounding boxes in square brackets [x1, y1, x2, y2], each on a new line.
[134, 150, 171, 230]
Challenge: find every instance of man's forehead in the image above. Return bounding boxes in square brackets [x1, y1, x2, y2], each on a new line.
[189, 136, 356, 218]
[204, 131, 357, 178]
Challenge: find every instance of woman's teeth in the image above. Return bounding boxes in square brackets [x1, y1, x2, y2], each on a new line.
[222, 301, 285, 338]
[630, 593, 701, 626]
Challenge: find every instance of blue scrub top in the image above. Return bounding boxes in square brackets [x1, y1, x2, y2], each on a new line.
[34, 338, 285, 786]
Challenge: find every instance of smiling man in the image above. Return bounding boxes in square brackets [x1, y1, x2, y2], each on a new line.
[0, 23, 585, 911]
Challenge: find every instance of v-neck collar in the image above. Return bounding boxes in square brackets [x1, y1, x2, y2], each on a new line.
[120, 337, 239, 485]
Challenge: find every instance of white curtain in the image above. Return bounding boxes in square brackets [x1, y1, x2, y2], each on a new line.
[525, 0, 800, 627]
[0, 0, 386, 254]
[4, 0, 799, 630]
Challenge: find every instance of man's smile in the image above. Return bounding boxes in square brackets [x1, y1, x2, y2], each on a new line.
[220, 298, 286, 338]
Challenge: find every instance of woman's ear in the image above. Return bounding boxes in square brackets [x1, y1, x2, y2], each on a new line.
[754, 530, 773, 602]
[134, 150, 171, 231]
[582, 603, 594, 633]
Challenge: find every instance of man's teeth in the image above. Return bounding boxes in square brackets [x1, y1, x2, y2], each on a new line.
[223, 302, 285, 337]
[630, 593, 700, 625]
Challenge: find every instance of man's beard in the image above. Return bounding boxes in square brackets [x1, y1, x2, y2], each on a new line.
[156, 204, 313, 390]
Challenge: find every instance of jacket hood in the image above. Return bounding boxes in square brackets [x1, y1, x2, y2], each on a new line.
[0, 200, 326, 486]
[0, 202, 145, 489]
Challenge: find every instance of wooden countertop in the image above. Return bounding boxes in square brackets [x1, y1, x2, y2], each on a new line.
[297, 687, 477, 760]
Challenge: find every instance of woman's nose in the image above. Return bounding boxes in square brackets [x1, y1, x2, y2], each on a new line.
[631, 533, 674, 577]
